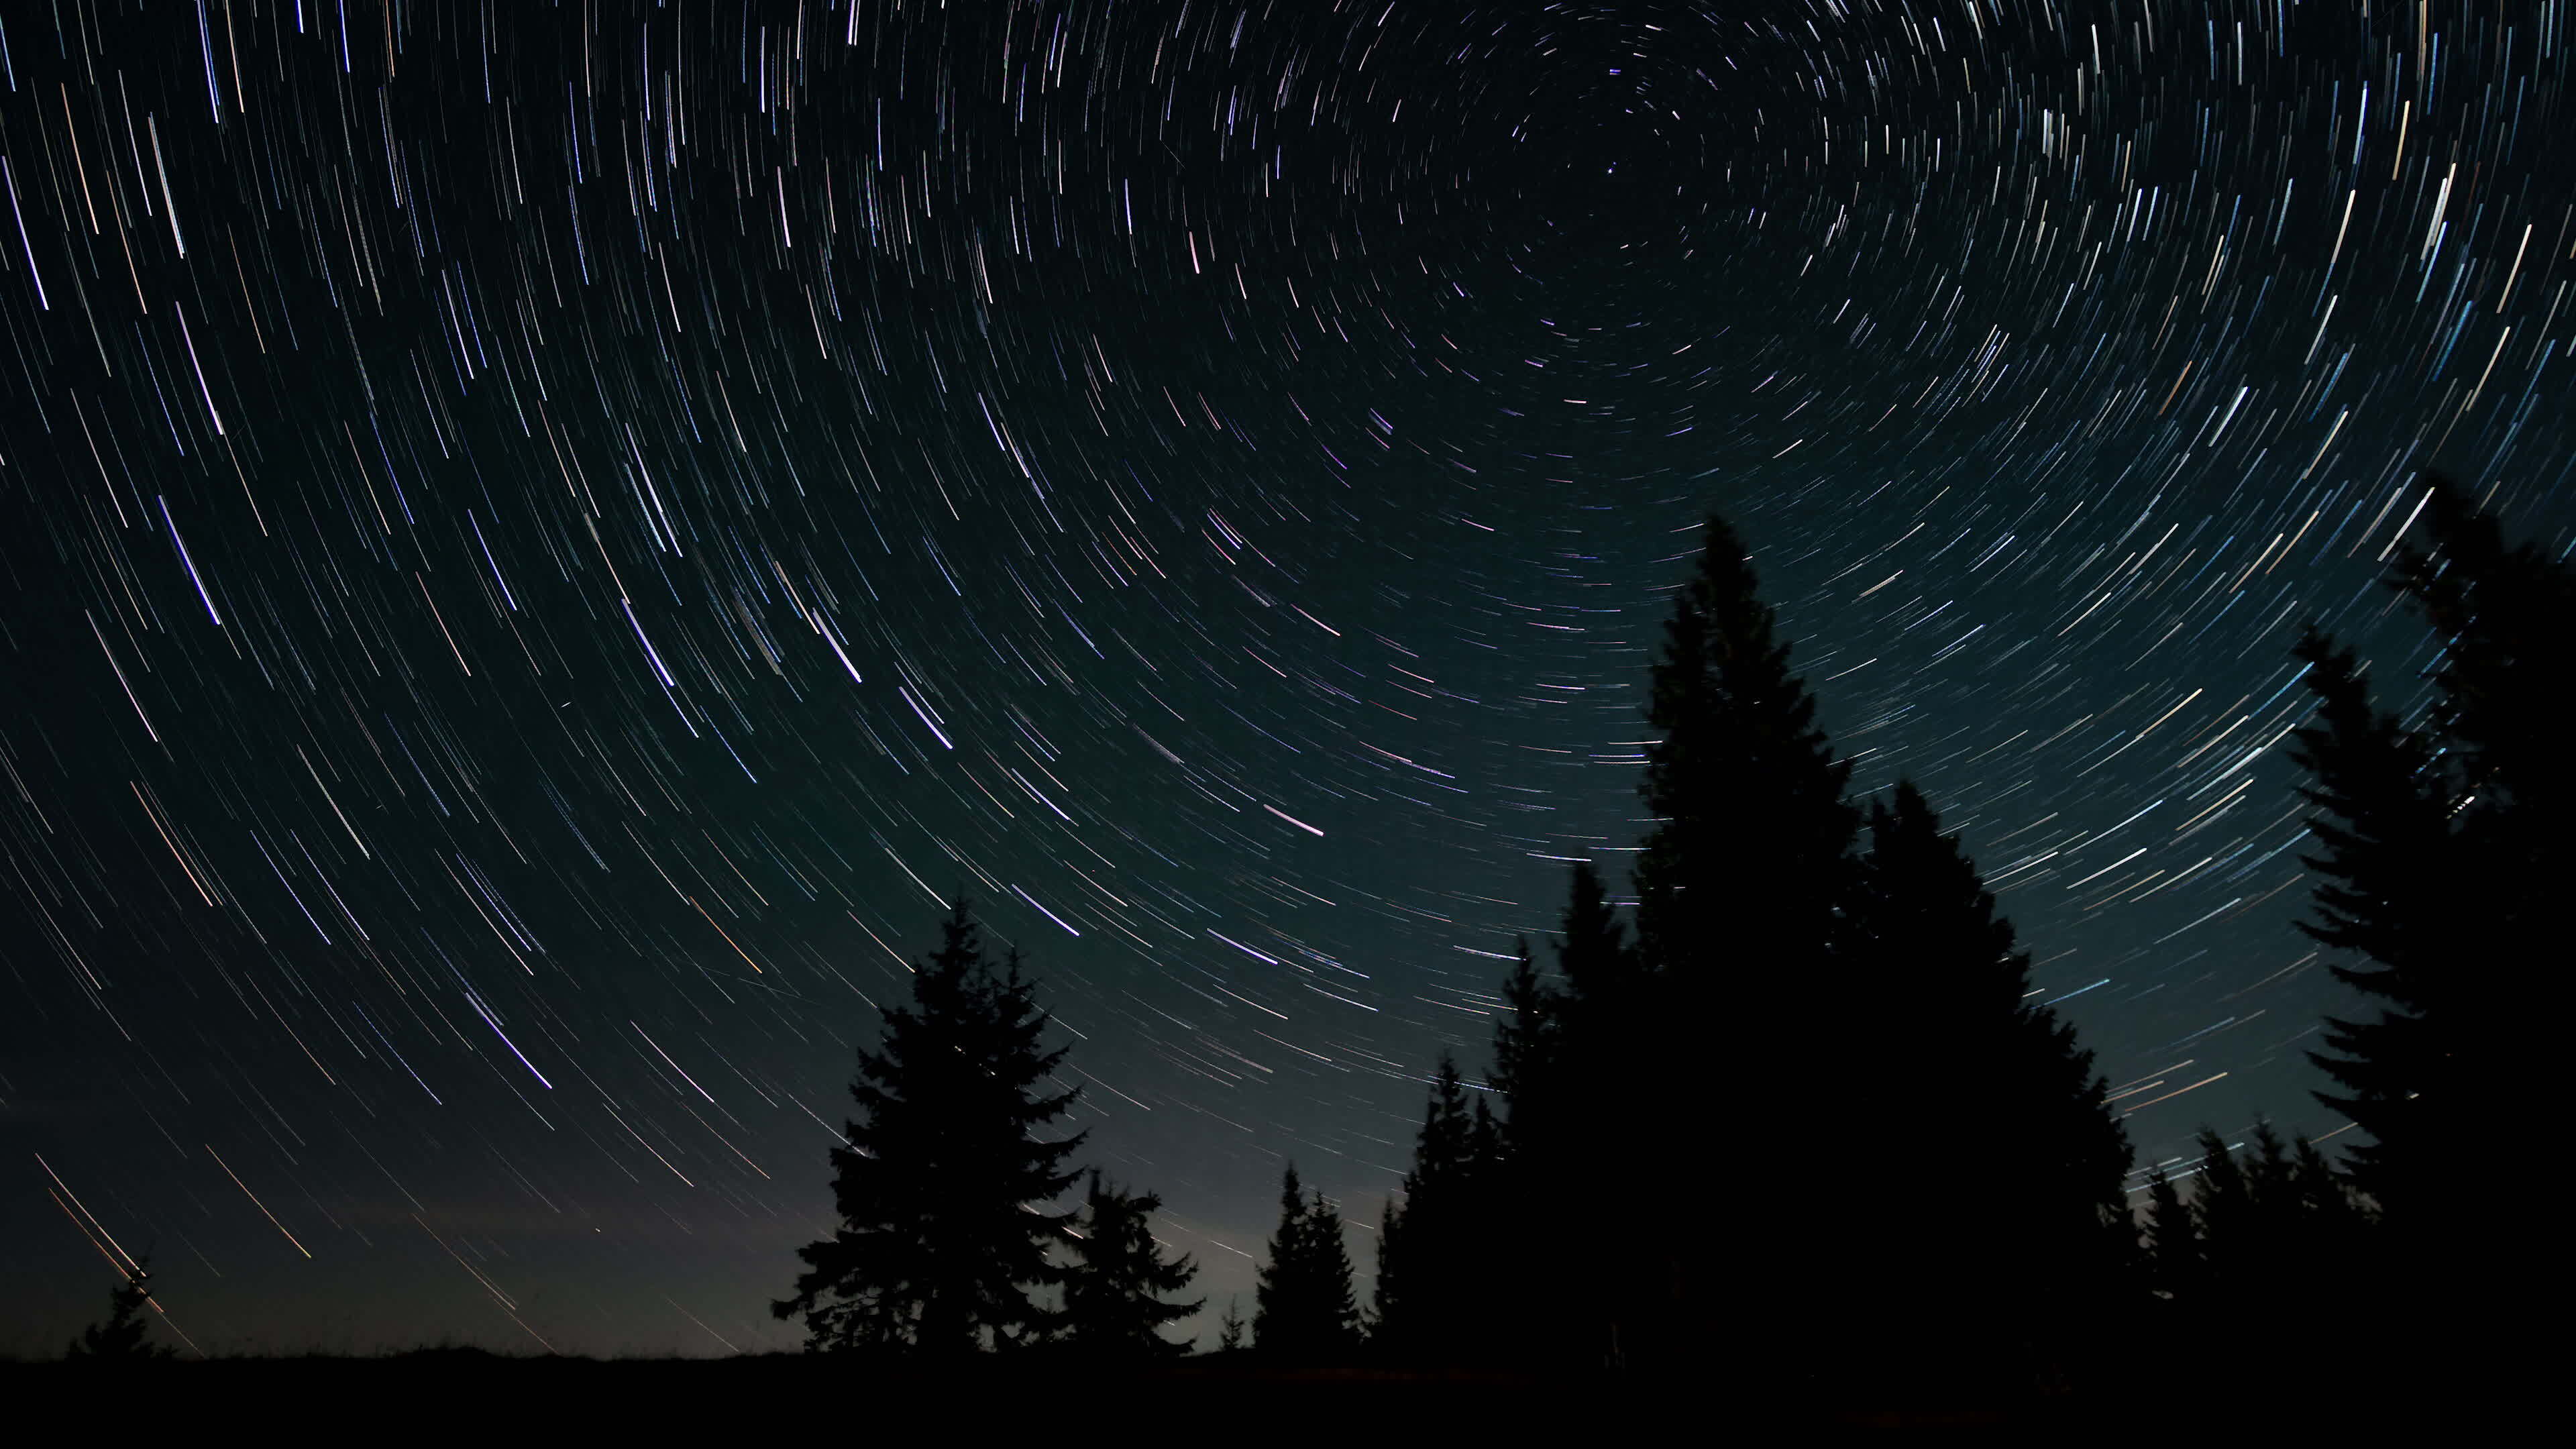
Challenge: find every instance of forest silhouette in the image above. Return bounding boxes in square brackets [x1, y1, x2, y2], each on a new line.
[756, 468, 2542, 1411]
[45, 471, 2546, 1421]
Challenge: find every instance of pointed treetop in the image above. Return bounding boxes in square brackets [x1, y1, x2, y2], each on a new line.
[1254, 1160, 1362, 1359]
[1633, 513, 1858, 972]
[1554, 860, 1631, 998]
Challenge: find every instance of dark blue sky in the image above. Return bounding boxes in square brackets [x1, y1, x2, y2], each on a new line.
[2, 0, 2569, 1356]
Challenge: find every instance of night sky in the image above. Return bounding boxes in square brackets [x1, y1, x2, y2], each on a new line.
[1, 0, 2569, 1358]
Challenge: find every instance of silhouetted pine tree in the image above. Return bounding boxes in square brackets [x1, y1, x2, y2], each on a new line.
[1541, 863, 1637, 1210]
[2288, 631, 2454, 1221]
[1373, 1191, 1406, 1348]
[1216, 1295, 1246, 1352]
[65, 1260, 175, 1362]
[2385, 476, 2574, 827]
[1481, 931, 1572, 1365]
[1372, 1055, 1503, 1365]
[1252, 1163, 1361, 1361]
[1487, 863, 1647, 1366]
[1634, 517, 1859, 976]
[2185, 1122, 2271, 1278]
[2287, 1136, 2374, 1248]
[2141, 1163, 2195, 1303]
[1060, 1171, 1202, 1357]
[1467, 1096, 1501, 1184]
[2381, 482, 2567, 1377]
[1621, 515, 1860, 1376]
[1488, 936, 1559, 1140]
[2291, 474, 2567, 1389]
[1837, 781, 2135, 1393]
[1554, 859, 1637, 1008]
[773, 902, 1085, 1355]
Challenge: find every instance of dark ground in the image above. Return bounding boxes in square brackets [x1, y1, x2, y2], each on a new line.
[0, 1348, 2479, 1432]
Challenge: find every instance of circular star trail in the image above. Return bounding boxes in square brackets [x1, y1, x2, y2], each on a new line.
[2, 1, 2569, 1355]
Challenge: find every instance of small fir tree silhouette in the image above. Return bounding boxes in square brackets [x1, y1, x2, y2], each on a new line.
[1216, 1295, 1246, 1352]
[1373, 1192, 1405, 1350]
[1252, 1163, 1361, 1361]
[1060, 1170, 1203, 1357]
[2288, 1136, 2375, 1246]
[66, 1259, 175, 1361]
[2141, 1161, 2196, 1303]
[2184, 1125, 2255, 1259]
[773, 902, 1085, 1354]
[1488, 935, 1558, 1142]
[1553, 860, 1636, 1013]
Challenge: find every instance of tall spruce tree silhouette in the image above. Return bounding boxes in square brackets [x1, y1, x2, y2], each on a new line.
[65, 1259, 175, 1361]
[2290, 473, 2568, 1384]
[1373, 1055, 1503, 1366]
[773, 902, 1085, 1355]
[1060, 1171, 1202, 1357]
[2288, 632, 2455, 1222]
[1252, 1163, 1362, 1362]
[1839, 782, 2134, 1393]
[1625, 515, 1860, 1375]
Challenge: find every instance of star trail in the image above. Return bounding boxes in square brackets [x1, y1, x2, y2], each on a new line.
[2, 0, 2570, 1356]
